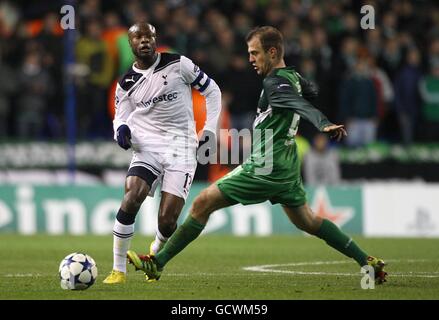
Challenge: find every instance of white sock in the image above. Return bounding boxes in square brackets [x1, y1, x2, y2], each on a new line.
[112, 220, 134, 273]
[150, 229, 168, 255]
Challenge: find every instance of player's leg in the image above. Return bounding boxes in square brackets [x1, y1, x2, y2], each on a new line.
[283, 204, 387, 283]
[148, 162, 196, 255]
[128, 165, 273, 279]
[127, 184, 232, 279]
[149, 191, 185, 255]
[154, 183, 231, 268]
[103, 167, 156, 284]
[283, 203, 369, 265]
[152, 165, 274, 272]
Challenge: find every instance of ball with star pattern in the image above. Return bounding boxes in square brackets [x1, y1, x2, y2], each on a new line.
[59, 253, 98, 290]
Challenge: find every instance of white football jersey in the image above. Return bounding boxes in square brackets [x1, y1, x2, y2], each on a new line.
[113, 52, 221, 155]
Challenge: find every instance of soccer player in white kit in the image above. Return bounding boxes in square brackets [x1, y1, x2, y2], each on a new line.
[103, 22, 221, 284]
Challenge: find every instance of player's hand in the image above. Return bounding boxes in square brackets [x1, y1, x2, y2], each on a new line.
[322, 124, 347, 142]
[116, 124, 132, 150]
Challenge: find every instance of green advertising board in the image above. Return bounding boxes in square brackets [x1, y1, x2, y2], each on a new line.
[0, 184, 363, 235]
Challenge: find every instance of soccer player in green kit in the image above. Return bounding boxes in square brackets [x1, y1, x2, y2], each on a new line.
[127, 26, 387, 284]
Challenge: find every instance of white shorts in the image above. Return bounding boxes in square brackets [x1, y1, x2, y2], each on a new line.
[128, 149, 197, 201]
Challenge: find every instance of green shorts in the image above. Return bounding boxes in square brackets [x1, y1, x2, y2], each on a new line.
[216, 165, 306, 207]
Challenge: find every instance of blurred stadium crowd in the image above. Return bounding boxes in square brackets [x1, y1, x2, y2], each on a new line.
[0, 0, 439, 147]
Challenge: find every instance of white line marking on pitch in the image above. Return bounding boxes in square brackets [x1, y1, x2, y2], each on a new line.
[3, 273, 43, 277]
[242, 259, 439, 278]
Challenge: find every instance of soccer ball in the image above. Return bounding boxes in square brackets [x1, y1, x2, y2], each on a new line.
[59, 252, 98, 290]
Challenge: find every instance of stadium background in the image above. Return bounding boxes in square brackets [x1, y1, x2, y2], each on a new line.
[0, 0, 439, 236]
[1, 0, 439, 300]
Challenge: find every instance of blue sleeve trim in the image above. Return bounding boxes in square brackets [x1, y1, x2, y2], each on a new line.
[198, 77, 211, 92]
[191, 71, 205, 87]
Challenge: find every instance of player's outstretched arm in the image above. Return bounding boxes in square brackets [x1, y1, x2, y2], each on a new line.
[322, 124, 348, 142]
[264, 76, 348, 140]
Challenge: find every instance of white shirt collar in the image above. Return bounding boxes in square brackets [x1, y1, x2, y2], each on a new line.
[132, 53, 161, 73]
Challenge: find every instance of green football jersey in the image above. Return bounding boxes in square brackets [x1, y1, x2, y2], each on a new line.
[242, 67, 333, 182]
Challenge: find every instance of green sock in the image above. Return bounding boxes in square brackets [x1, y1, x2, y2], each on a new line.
[316, 219, 368, 266]
[155, 215, 205, 269]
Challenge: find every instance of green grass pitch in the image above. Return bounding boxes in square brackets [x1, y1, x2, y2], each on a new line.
[1, 234, 439, 300]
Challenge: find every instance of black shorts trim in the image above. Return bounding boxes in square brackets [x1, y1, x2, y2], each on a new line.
[126, 166, 158, 188]
[130, 161, 161, 176]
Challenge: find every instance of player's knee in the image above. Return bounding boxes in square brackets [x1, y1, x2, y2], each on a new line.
[191, 190, 211, 219]
[123, 188, 147, 212]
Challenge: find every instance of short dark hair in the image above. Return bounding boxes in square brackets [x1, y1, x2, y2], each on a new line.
[246, 26, 284, 59]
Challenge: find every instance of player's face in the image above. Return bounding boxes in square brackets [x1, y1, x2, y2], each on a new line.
[128, 24, 157, 60]
[247, 37, 272, 77]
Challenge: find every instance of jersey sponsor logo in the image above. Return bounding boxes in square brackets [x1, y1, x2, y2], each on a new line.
[125, 76, 136, 83]
[136, 91, 179, 109]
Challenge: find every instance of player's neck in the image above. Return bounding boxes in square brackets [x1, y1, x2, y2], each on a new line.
[135, 53, 159, 70]
[267, 59, 286, 75]
[273, 59, 286, 70]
